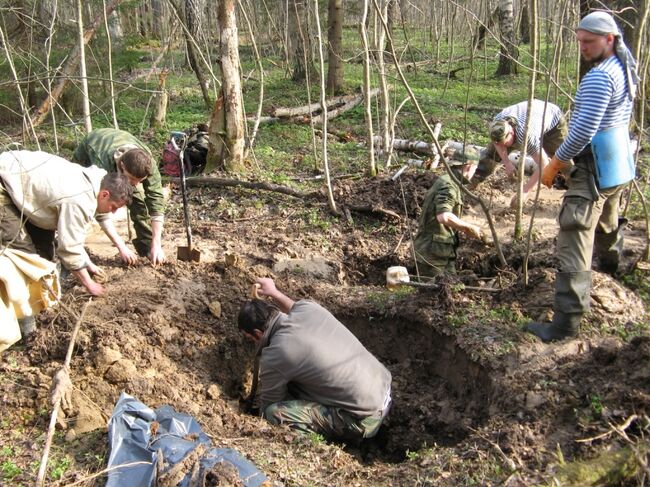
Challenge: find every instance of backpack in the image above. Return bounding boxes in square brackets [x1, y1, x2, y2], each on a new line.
[160, 128, 209, 177]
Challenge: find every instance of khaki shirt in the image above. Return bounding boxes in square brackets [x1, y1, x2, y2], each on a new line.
[0, 150, 106, 270]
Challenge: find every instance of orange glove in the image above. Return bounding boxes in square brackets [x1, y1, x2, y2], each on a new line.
[541, 155, 568, 188]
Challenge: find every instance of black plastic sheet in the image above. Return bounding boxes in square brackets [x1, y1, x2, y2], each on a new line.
[106, 393, 267, 486]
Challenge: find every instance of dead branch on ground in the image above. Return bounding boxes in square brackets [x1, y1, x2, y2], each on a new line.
[36, 299, 92, 487]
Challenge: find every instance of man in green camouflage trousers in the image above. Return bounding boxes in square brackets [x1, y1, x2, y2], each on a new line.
[264, 400, 384, 439]
[73, 128, 166, 265]
[238, 278, 392, 442]
[414, 157, 484, 278]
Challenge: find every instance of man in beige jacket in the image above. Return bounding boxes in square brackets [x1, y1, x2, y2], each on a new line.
[0, 150, 133, 298]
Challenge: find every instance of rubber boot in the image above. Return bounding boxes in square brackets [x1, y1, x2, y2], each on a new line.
[18, 316, 36, 337]
[525, 311, 582, 342]
[595, 218, 627, 276]
[525, 271, 591, 342]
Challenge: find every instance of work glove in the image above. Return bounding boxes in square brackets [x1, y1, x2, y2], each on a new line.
[51, 367, 73, 413]
[541, 155, 568, 188]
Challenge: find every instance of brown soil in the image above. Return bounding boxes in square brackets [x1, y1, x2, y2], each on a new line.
[2, 169, 649, 486]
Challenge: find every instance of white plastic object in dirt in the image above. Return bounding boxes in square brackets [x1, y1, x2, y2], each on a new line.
[386, 266, 410, 290]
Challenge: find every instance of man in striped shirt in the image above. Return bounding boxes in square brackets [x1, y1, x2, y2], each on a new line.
[486, 100, 567, 208]
[527, 11, 638, 342]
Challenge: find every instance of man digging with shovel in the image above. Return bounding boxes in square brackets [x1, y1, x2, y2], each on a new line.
[238, 278, 392, 442]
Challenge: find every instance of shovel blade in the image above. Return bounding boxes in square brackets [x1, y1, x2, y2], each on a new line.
[177, 246, 201, 262]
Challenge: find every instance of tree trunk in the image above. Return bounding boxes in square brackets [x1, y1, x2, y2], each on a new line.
[313, 0, 337, 213]
[185, 0, 211, 108]
[495, 0, 518, 75]
[326, 0, 344, 95]
[151, 0, 166, 39]
[206, 0, 245, 173]
[360, 0, 376, 176]
[373, 0, 392, 165]
[290, 0, 315, 82]
[519, 1, 530, 44]
[108, 9, 123, 43]
[151, 70, 168, 128]
[77, 0, 92, 133]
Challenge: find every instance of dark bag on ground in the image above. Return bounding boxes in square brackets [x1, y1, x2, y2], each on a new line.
[160, 126, 209, 177]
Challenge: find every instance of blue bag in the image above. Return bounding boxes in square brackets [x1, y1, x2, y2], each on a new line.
[591, 125, 635, 189]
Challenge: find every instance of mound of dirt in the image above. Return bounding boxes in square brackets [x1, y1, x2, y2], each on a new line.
[1, 172, 648, 485]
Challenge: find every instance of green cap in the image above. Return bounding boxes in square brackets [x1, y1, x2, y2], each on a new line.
[489, 119, 509, 142]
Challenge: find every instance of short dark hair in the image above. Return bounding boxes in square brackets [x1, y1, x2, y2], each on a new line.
[121, 149, 152, 179]
[100, 173, 134, 205]
[238, 299, 279, 335]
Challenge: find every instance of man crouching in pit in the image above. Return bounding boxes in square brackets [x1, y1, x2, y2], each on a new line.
[238, 278, 392, 441]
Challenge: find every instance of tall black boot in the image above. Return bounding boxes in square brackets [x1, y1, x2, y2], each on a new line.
[525, 270, 591, 342]
[595, 218, 627, 276]
[526, 311, 581, 342]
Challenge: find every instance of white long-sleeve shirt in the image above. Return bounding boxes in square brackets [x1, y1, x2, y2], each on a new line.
[0, 150, 107, 270]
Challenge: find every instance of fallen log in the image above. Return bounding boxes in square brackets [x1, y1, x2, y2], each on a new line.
[373, 135, 436, 156]
[271, 89, 379, 118]
[310, 91, 377, 124]
[378, 136, 537, 173]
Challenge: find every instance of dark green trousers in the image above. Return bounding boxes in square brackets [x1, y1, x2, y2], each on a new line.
[264, 400, 386, 441]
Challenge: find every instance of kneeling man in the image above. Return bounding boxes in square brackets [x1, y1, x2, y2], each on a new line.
[238, 278, 392, 441]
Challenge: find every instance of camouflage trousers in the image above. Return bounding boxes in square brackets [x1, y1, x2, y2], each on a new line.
[414, 241, 457, 279]
[129, 186, 154, 257]
[264, 400, 388, 441]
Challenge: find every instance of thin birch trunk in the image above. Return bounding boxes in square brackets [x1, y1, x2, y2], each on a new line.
[238, 0, 264, 153]
[78, 0, 93, 133]
[360, 0, 377, 176]
[294, 0, 319, 170]
[313, 0, 337, 213]
[45, 0, 59, 152]
[102, 0, 119, 129]
[373, 0, 392, 168]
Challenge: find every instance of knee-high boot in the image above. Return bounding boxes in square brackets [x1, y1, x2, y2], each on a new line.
[526, 270, 591, 342]
[595, 217, 627, 276]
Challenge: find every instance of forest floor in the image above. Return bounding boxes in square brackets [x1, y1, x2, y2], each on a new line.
[2, 166, 650, 486]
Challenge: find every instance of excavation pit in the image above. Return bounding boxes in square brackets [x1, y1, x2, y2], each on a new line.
[333, 316, 495, 462]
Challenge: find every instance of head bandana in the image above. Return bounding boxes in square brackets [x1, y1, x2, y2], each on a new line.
[577, 11, 640, 100]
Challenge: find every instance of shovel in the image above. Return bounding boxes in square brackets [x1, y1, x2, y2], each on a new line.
[172, 132, 201, 262]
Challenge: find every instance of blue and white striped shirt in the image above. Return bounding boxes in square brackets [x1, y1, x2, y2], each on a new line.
[556, 55, 633, 162]
[495, 99, 563, 156]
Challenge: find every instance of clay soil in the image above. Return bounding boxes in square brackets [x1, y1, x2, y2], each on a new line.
[2, 170, 650, 486]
